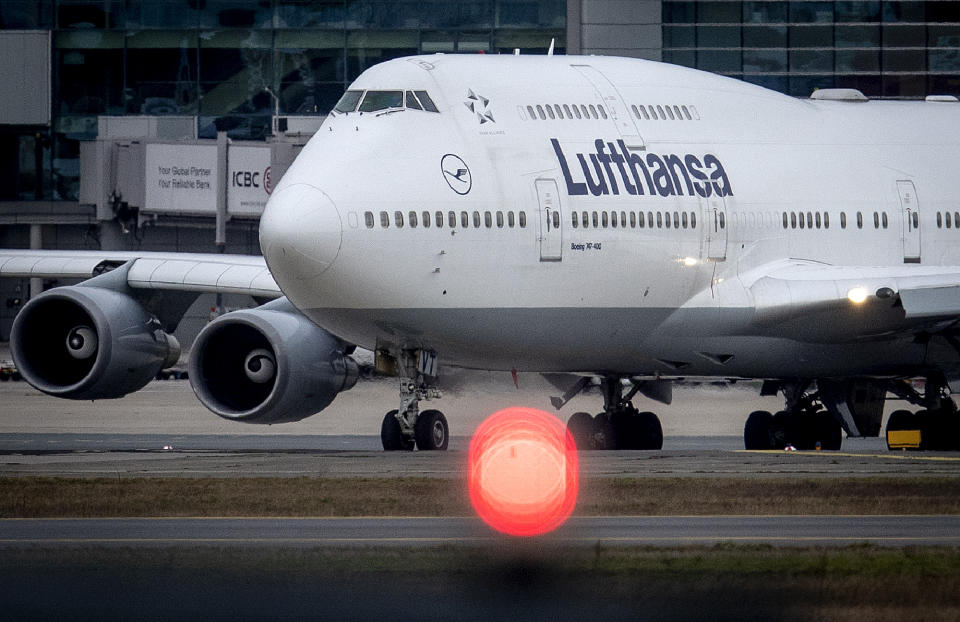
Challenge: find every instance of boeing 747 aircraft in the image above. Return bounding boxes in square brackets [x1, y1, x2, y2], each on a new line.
[3, 54, 960, 452]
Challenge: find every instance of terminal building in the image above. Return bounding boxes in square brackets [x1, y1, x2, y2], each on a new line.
[1, 0, 959, 337]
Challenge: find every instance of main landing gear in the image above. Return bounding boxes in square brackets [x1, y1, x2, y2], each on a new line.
[743, 382, 843, 450]
[380, 349, 448, 451]
[884, 375, 960, 451]
[565, 377, 663, 450]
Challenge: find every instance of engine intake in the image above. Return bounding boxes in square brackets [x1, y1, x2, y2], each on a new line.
[11, 286, 179, 399]
[188, 299, 358, 424]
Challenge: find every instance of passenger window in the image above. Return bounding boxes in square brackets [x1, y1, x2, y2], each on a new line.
[799, 213, 805, 229]
[639, 211, 645, 228]
[648, 211, 654, 227]
[682, 212, 688, 228]
[657, 212, 663, 228]
[582, 211, 589, 228]
[911, 212, 917, 229]
[630, 212, 637, 228]
[840, 212, 846, 228]
[473, 211, 481, 228]
[409, 211, 418, 228]
[484, 211, 492, 228]
[461, 211, 469, 228]
[656, 105, 666, 119]
[435, 211, 443, 228]
[665, 212, 671, 229]
[632, 104, 641, 119]
[508, 211, 516, 227]
[554, 104, 564, 119]
[718, 212, 725, 229]
[690, 212, 696, 228]
[380, 211, 390, 228]
[938, 212, 943, 228]
[882, 212, 888, 228]
[423, 211, 431, 227]
[413, 91, 438, 112]
[572, 212, 579, 228]
[783, 212, 789, 229]
[666, 106, 675, 120]
[857, 212, 863, 228]
[806, 212, 813, 228]
[580, 104, 590, 119]
[563, 104, 573, 118]
[648, 105, 658, 120]
[394, 211, 404, 228]
[572, 105, 582, 119]
[536, 105, 546, 120]
[497, 211, 504, 228]
[592, 211, 599, 228]
[598, 105, 608, 119]
[681, 105, 692, 120]
[674, 211, 680, 228]
[334, 90, 363, 113]
[405, 91, 422, 110]
[602, 212, 609, 228]
[552, 211, 560, 229]
[873, 212, 879, 228]
[527, 105, 536, 119]
[815, 213, 821, 228]
[824, 212, 830, 228]
[954, 212, 959, 227]
[674, 105, 683, 119]
[365, 211, 374, 228]
[689, 105, 700, 120]
[588, 104, 597, 119]
[611, 211, 618, 228]
[519, 211, 527, 228]
[448, 211, 456, 228]
[360, 91, 403, 113]
[546, 105, 556, 120]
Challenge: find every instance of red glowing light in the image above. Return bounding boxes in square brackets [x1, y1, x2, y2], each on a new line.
[468, 407, 579, 537]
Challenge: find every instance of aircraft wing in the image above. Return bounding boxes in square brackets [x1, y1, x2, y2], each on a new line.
[0, 249, 281, 299]
[740, 259, 960, 342]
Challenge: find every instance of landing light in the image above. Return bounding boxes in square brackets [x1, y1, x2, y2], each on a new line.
[682, 256, 699, 267]
[847, 286, 869, 304]
[468, 407, 578, 537]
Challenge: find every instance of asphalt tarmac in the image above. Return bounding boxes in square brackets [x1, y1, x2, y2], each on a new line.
[3, 515, 960, 547]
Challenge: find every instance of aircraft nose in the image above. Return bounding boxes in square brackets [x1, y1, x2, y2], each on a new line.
[259, 183, 342, 281]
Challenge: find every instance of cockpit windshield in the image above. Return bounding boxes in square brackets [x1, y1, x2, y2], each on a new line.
[332, 89, 439, 114]
[333, 90, 362, 113]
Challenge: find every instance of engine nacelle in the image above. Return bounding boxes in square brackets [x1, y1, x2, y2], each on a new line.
[11, 286, 180, 400]
[188, 299, 358, 424]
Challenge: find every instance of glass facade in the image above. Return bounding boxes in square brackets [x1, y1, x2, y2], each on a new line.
[0, 0, 564, 200]
[663, 0, 960, 98]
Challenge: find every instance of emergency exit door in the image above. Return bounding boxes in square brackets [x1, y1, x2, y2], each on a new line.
[897, 180, 920, 263]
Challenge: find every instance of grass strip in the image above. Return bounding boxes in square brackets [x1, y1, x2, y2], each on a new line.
[2, 476, 960, 517]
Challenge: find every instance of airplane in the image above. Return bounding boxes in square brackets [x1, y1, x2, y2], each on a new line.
[2, 53, 960, 453]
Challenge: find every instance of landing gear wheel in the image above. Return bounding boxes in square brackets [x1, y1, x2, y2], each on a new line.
[817, 413, 843, 451]
[744, 410, 774, 449]
[567, 412, 594, 450]
[414, 409, 449, 451]
[381, 410, 414, 451]
[592, 413, 615, 450]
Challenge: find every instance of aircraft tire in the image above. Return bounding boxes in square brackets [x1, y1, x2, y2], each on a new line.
[743, 410, 774, 449]
[771, 411, 790, 449]
[885, 409, 916, 451]
[592, 413, 615, 450]
[414, 409, 449, 451]
[818, 413, 843, 451]
[636, 411, 663, 450]
[567, 412, 594, 450]
[381, 410, 414, 451]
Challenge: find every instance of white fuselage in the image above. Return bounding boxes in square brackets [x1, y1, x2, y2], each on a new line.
[259, 55, 960, 380]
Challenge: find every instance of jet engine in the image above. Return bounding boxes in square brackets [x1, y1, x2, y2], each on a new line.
[10, 286, 180, 400]
[188, 299, 358, 424]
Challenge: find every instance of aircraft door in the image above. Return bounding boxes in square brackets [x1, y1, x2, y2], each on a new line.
[897, 180, 921, 263]
[703, 196, 728, 261]
[536, 178, 563, 261]
[571, 65, 643, 143]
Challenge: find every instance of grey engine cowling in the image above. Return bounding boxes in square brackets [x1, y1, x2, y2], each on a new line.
[188, 298, 358, 424]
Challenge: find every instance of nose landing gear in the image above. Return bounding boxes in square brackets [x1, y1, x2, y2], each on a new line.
[379, 349, 448, 451]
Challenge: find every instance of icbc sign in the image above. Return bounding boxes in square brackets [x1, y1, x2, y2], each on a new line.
[228, 147, 272, 215]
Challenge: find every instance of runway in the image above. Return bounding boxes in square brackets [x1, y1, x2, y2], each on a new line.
[3, 515, 960, 547]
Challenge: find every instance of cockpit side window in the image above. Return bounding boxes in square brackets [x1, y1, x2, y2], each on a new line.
[334, 90, 363, 113]
[359, 90, 403, 112]
[414, 90, 439, 112]
[405, 91, 422, 110]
